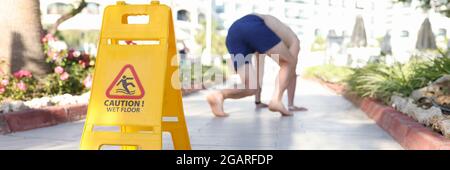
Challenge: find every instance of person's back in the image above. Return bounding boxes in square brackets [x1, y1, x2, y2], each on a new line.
[254, 14, 300, 48]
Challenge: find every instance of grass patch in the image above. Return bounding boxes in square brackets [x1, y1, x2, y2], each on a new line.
[304, 64, 354, 84]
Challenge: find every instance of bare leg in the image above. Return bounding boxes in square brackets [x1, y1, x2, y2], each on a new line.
[255, 53, 268, 108]
[266, 42, 295, 116]
[207, 63, 258, 117]
[260, 14, 307, 112]
[287, 39, 299, 107]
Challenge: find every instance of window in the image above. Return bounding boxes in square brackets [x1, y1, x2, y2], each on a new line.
[355, 0, 365, 9]
[198, 13, 205, 23]
[400, 30, 409, 38]
[215, 0, 225, 13]
[314, 29, 321, 36]
[47, 3, 73, 15]
[314, 0, 323, 5]
[215, 5, 224, 13]
[438, 28, 447, 37]
[177, 10, 190, 21]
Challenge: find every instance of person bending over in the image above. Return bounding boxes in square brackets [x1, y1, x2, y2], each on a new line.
[207, 14, 307, 117]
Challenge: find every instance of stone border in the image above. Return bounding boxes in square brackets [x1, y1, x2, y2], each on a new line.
[0, 88, 202, 134]
[0, 104, 87, 134]
[312, 78, 450, 150]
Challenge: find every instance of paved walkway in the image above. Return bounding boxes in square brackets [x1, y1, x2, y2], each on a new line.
[0, 75, 402, 150]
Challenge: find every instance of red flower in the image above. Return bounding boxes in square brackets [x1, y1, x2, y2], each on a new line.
[78, 53, 91, 68]
[13, 70, 32, 79]
[67, 49, 76, 60]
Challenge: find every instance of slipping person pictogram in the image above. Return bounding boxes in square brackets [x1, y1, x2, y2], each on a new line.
[116, 75, 136, 95]
[105, 64, 145, 100]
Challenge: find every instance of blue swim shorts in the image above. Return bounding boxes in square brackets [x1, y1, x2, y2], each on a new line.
[226, 14, 281, 71]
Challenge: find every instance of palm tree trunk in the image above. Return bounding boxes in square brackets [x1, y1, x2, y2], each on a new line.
[0, 0, 48, 77]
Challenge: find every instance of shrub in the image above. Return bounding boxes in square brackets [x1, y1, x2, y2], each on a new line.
[409, 55, 450, 88]
[0, 70, 42, 101]
[346, 63, 414, 102]
[346, 55, 450, 103]
[42, 34, 94, 95]
[1, 33, 95, 102]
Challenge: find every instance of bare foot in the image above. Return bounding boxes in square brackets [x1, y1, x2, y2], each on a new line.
[268, 101, 293, 116]
[288, 105, 308, 112]
[206, 92, 228, 117]
[255, 102, 269, 109]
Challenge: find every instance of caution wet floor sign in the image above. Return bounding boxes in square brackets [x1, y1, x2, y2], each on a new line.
[80, 0, 190, 150]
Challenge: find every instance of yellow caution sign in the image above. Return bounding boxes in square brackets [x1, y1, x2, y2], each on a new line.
[80, 0, 191, 150]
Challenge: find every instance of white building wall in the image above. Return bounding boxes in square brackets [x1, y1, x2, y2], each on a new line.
[40, 0, 450, 55]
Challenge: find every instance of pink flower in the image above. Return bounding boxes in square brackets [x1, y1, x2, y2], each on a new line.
[0, 86, 5, 94]
[16, 81, 27, 91]
[47, 51, 55, 58]
[1, 79, 8, 86]
[54, 66, 64, 74]
[73, 51, 81, 58]
[42, 34, 56, 43]
[83, 75, 93, 89]
[13, 70, 32, 79]
[60, 72, 69, 81]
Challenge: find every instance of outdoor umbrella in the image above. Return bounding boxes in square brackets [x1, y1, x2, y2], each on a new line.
[416, 18, 437, 50]
[380, 31, 392, 55]
[350, 15, 367, 48]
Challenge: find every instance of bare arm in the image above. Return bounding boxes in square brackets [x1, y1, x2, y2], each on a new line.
[255, 52, 266, 106]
